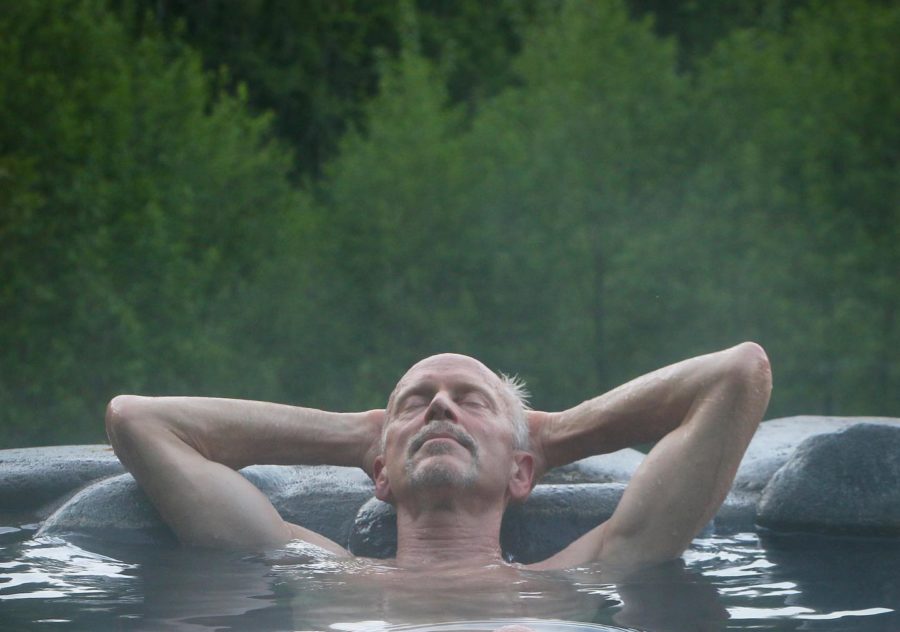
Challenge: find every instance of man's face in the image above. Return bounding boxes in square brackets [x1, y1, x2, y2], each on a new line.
[374, 354, 529, 506]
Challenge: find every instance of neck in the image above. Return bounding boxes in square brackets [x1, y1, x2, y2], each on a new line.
[393, 500, 507, 568]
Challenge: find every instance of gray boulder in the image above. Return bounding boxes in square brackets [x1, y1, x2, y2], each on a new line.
[501, 483, 627, 563]
[349, 483, 626, 563]
[539, 448, 645, 484]
[36, 472, 172, 544]
[348, 497, 397, 558]
[0, 445, 124, 517]
[757, 423, 900, 535]
[733, 416, 898, 493]
[38, 465, 374, 546]
[714, 416, 899, 532]
[250, 465, 374, 545]
[20, 416, 900, 548]
[713, 491, 761, 532]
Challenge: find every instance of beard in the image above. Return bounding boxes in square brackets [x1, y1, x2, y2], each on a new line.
[404, 422, 479, 490]
[408, 459, 478, 489]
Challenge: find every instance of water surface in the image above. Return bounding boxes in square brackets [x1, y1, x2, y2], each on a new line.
[1, 523, 897, 631]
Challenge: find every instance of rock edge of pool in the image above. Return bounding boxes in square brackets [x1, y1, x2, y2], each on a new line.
[2, 415, 898, 559]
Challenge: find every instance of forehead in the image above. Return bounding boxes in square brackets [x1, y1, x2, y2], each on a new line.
[394, 354, 501, 394]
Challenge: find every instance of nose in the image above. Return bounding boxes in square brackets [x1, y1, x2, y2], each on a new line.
[425, 391, 457, 423]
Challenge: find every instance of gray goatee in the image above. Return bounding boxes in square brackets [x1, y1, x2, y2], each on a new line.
[405, 421, 479, 489]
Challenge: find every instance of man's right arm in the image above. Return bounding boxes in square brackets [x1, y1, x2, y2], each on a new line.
[106, 395, 384, 551]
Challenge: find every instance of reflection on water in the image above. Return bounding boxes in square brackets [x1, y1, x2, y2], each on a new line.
[273, 550, 621, 628]
[0, 527, 898, 631]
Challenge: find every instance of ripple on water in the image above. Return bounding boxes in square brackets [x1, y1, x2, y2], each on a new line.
[0, 536, 139, 602]
[1, 529, 898, 631]
[331, 619, 629, 632]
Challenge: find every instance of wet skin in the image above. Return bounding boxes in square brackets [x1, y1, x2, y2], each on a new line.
[106, 343, 771, 573]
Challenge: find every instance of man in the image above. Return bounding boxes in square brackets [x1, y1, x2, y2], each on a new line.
[106, 342, 771, 572]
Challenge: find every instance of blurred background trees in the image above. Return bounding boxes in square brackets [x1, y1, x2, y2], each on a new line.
[1, 0, 897, 446]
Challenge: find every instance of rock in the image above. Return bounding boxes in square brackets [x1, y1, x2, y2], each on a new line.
[757, 423, 900, 535]
[713, 491, 760, 533]
[249, 465, 374, 545]
[38, 465, 374, 546]
[348, 497, 397, 558]
[36, 473, 171, 544]
[22, 416, 900, 548]
[349, 483, 626, 563]
[501, 483, 626, 563]
[539, 448, 645, 484]
[714, 416, 899, 532]
[733, 416, 898, 493]
[0, 445, 124, 517]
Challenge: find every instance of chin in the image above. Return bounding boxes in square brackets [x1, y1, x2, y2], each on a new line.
[407, 460, 478, 490]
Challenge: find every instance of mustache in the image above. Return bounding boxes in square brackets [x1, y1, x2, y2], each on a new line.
[408, 421, 476, 456]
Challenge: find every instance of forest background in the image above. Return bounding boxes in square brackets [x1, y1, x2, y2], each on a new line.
[1, 0, 897, 447]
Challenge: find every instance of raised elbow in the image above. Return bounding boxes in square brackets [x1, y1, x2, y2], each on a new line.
[105, 395, 152, 448]
[732, 341, 771, 374]
[725, 341, 773, 396]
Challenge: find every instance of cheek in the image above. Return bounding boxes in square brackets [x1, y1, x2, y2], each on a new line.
[382, 423, 414, 459]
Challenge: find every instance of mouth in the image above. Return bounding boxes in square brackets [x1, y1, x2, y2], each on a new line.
[422, 435, 458, 447]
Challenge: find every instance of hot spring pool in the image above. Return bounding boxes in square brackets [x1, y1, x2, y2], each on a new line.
[0, 523, 897, 631]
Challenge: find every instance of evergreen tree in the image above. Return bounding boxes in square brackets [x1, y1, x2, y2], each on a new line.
[0, 0, 304, 445]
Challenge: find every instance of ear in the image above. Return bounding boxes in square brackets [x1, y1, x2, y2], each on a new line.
[507, 451, 535, 503]
[373, 455, 394, 503]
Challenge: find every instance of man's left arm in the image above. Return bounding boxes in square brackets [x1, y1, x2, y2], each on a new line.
[528, 342, 771, 570]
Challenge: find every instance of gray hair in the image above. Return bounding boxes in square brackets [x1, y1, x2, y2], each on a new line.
[498, 372, 531, 451]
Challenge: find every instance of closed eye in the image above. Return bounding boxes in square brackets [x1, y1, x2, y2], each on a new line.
[400, 394, 429, 411]
[459, 394, 490, 409]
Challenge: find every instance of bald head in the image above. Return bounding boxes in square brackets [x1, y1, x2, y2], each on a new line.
[385, 353, 530, 451]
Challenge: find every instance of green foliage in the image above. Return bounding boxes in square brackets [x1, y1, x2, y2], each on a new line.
[310, 0, 898, 415]
[112, 0, 541, 177]
[0, 0, 305, 445]
[679, 0, 900, 414]
[315, 44, 475, 406]
[460, 0, 688, 405]
[1, 0, 897, 446]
